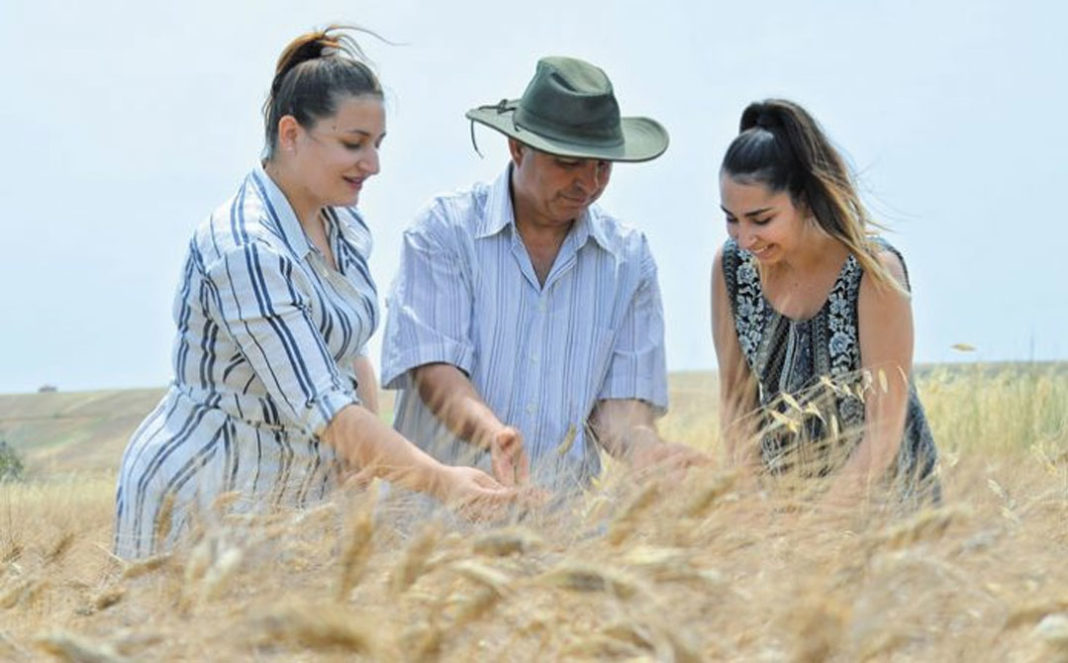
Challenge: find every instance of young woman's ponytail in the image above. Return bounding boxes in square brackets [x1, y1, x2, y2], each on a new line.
[723, 99, 905, 293]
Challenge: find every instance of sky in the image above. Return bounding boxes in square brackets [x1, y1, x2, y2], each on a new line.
[0, 1, 1065, 394]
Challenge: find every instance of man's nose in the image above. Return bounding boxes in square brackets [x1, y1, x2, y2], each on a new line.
[574, 160, 607, 193]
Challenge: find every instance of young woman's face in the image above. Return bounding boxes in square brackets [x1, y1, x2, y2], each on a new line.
[719, 173, 808, 265]
[293, 95, 386, 208]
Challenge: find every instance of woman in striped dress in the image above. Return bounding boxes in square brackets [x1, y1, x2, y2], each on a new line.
[114, 27, 512, 558]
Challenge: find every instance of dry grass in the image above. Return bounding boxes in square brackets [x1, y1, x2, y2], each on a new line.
[2, 364, 1067, 661]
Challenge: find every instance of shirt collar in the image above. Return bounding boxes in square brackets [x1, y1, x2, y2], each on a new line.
[250, 163, 312, 258]
[583, 206, 615, 256]
[475, 163, 618, 257]
[475, 166, 517, 239]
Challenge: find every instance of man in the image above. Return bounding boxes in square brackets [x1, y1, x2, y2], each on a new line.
[382, 56, 706, 492]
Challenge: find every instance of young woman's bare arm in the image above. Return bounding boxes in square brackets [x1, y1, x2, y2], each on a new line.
[824, 250, 914, 504]
[711, 246, 760, 469]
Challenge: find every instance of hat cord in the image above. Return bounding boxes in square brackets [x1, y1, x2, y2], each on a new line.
[469, 98, 518, 158]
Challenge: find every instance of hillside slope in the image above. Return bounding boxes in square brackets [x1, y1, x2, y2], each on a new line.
[0, 388, 165, 476]
[0, 372, 720, 478]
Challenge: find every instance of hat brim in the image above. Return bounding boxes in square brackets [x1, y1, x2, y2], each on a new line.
[465, 101, 669, 163]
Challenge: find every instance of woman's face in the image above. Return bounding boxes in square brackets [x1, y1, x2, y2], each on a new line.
[719, 173, 808, 265]
[291, 94, 386, 208]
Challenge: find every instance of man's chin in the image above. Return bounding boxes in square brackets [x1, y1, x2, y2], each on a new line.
[554, 201, 591, 220]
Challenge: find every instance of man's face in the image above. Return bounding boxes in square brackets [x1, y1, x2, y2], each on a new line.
[509, 140, 612, 229]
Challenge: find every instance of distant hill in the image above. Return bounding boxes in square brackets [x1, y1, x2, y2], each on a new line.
[0, 374, 718, 478]
[0, 388, 165, 477]
[2, 362, 1062, 479]
[0, 385, 406, 478]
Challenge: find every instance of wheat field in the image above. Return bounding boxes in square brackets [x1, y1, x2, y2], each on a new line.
[1, 364, 1067, 661]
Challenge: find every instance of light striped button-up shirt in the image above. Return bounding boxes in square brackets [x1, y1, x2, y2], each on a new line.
[382, 166, 667, 489]
[114, 164, 378, 558]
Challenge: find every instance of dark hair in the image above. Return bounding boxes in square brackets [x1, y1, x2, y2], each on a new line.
[721, 99, 901, 291]
[263, 26, 383, 159]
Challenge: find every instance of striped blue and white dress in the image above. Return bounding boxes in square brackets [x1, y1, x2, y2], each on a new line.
[381, 165, 668, 491]
[114, 165, 378, 558]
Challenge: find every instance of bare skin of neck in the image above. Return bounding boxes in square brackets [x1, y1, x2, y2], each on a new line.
[762, 231, 850, 321]
[264, 159, 337, 270]
[510, 193, 573, 287]
[516, 218, 570, 286]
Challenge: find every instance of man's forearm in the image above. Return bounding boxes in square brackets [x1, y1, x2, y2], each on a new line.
[588, 399, 658, 459]
[590, 399, 712, 473]
[411, 363, 503, 449]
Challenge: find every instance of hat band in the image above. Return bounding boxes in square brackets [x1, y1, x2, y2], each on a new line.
[514, 106, 625, 149]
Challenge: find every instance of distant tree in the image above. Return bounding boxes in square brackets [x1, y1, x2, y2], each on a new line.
[0, 439, 25, 482]
[38, 384, 57, 393]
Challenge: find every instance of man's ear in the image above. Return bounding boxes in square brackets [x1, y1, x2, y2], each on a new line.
[507, 138, 526, 166]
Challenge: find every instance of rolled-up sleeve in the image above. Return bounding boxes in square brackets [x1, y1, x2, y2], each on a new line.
[381, 208, 475, 390]
[597, 237, 669, 414]
[206, 243, 356, 436]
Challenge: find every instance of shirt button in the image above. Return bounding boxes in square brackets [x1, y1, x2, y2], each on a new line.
[531, 354, 540, 364]
[526, 403, 536, 414]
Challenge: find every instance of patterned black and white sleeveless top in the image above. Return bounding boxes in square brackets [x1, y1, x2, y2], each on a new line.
[721, 238, 939, 498]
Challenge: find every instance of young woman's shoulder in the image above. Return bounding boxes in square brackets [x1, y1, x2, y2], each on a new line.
[857, 239, 914, 326]
[189, 190, 286, 271]
[868, 238, 911, 292]
[714, 237, 741, 271]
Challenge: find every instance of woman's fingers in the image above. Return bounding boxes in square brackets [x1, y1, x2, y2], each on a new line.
[444, 466, 557, 522]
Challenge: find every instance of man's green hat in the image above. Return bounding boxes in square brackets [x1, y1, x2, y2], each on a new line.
[466, 56, 669, 162]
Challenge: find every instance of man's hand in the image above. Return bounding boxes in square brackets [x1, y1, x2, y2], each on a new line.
[589, 399, 712, 481]
[413, 364, 531, 486]
[488, 425, 531, 487]
[629, 437, 713, 477]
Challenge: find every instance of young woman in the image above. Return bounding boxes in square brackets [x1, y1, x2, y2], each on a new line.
[114, 27, 513, 558]
[711, 99, 939, 507]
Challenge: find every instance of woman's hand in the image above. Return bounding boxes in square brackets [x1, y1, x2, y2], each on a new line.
[435, 465, 518, 521]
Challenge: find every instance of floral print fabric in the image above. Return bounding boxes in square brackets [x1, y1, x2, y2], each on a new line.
[722, 238, 938, 495]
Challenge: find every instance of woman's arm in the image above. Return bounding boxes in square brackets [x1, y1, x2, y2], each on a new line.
[321, 403, 512, 508]
[824, 250, 914, 504]
[206, 243, 511, 512]
[711, 246, 760, 469]
[353, 355, 380, 416]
